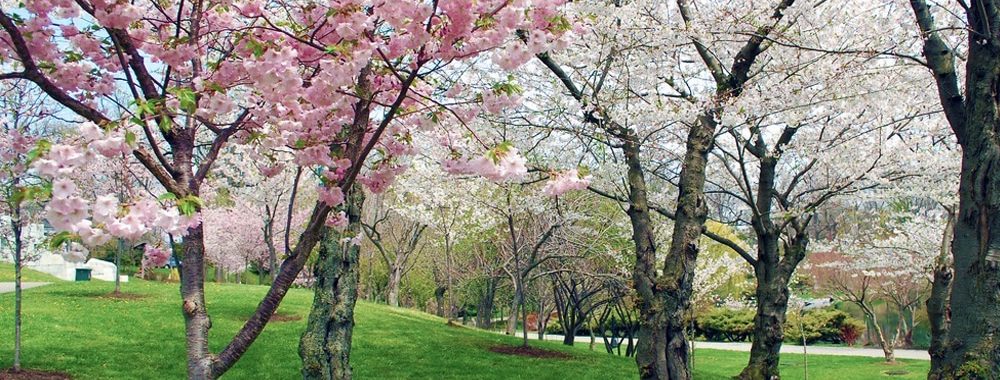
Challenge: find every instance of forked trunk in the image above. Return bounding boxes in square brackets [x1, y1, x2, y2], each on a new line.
[739, 233, 807, 380]
[739, 282, 790, 379]
[624, 118, 711, 380]
[863, 305, 895, 363]
[476, 278, 497, 328]
[562, 329, 577, 345]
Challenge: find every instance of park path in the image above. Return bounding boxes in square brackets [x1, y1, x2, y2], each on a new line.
[503, 331, 930, 360]
[0, 282, 50, 294]
[693, 341, 930, 360]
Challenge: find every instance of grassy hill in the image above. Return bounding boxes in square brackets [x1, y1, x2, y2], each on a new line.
[0, 268, 930, 379]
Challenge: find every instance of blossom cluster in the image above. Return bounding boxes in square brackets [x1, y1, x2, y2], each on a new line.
[33, 124, 198, 246]
[142, 245, 171, 270]
[442, 146, 528, 182]
[541, 169, 591, 196]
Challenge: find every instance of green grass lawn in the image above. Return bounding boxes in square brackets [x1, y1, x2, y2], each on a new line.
[0, 268, 930, 379]
[0, 265, 64, 283]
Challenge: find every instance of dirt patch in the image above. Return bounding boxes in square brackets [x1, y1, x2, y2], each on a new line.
[883, 370, 910, 376]
[0, 368, 72, 380]
[95, 292, 147, 300]
[488, 345, 571, 359]
[268, 312, 302, 322]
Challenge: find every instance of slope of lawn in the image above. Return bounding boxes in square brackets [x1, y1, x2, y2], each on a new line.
[0, 276, 930, 379]
[0, 265, 65, 283]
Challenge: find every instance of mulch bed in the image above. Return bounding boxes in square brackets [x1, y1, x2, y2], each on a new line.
[0, 368, 72, 380]
[268, 312, 302, 322]
[488, 345, 571, 359]
[95, 292, 147, 300]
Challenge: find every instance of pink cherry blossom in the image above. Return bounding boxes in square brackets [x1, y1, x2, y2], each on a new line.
[325, 211, 349, 229]
[318, 186, 345, 207]
[541, 169, 591, 197]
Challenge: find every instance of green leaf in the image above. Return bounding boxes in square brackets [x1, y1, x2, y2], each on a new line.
[26, 139, 51, 164]
[48, 231, 76, 250]
[124, 131, 137, 147]
[11, 187, 26, 206]
[475, 15, 497, 29]
[171, 87, 198, 115]
[177, 195, 204, 216]
[159, 114, 172, 132]
[158, 192, 178, 201]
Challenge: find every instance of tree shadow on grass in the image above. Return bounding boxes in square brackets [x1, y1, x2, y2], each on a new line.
[488, 345, 571, 359]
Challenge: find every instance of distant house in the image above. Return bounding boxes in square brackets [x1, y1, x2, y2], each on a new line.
[0, 217, 121, 282]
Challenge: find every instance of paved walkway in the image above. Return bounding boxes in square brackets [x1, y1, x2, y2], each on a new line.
[503, 330, 929, 360]
[0, 282, 50, 294]
[693, 341, 929, 360]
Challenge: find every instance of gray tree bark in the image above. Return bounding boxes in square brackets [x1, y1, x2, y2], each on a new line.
[909, 1, 1000, 377]
[300, 187, 365, 380]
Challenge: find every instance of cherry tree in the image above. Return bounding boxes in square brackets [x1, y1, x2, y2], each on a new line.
[360, 197, 428, 308]
[0, 1, 574, 378]
[522, 1, 847, 377]
[899, 1, 1000, 375]
[0, 80, 52, 374]
[202, 202, 269, 283]
[387, 157, 494, 320]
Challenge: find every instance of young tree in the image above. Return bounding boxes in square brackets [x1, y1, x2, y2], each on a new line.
[0, 80, 50, 373]
[826, 257, 898, 363]
[819, 205, 953, 363]
[495, 189, 564, 347]
[362, 202, 428, 308]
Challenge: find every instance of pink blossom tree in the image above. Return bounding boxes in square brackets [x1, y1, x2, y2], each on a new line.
[0, 79, 51, 375]
[0, 1, 573, 378]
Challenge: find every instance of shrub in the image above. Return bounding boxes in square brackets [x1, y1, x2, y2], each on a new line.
[840, 323, 863, 346]
[694, 307, 865, 345]
[695, 308, 755, 342]
[784, 309, 866, 344]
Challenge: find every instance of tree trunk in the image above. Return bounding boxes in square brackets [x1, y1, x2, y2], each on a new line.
[12, 215, 23, 371]
[517, 279, 529, 347]
[538, 315, 547, 340]
[739, 269, 792, 380]
[434, 286, 447, 317]
[476, 278, 497, 329]
[114, 239, 123, 294]
[661, 115, 719, 380]
[179, 225, 213, 379]
[563, 327, 577, 346]
[627, 113, 714, 380]
[927, 245, 952, 373]
[264, 205, 278, 283]
[300, 187, 364, 380]
[739, 229, 808, 380]
[910, 2, 1000, 376]
[620, 133, 664, 378]
[386, 266, 402, 307]
[506, 293, 518, 335]
[864, 306, 895, 363]
[445, 236, 456, 322]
